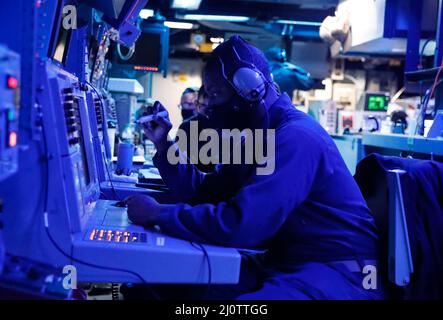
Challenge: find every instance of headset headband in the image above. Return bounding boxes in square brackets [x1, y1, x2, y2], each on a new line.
[215, 37, 268, 102]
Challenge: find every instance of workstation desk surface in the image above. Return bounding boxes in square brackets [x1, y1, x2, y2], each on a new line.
[331, 133, 443, 174]
[361, 133, 443, 156]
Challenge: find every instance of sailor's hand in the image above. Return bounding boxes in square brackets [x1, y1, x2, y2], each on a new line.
[124, 194, 161, 227]
[141, 101, 172, 153]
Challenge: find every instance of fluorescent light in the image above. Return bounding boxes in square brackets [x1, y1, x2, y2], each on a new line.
[171, 0, 202, 10]
[210, 37, 224, 43]
[180, 14, 250, 22]
[164, 21, 194, 29]
[139, 9, 154, 19]
[275, 20, 322, 27]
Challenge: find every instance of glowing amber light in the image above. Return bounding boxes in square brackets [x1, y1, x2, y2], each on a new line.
[9, 131, 17, 147]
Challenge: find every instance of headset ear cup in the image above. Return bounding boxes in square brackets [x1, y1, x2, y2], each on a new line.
[232, 67, 267, 102]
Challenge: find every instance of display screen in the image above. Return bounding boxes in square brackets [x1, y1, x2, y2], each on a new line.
[117, 32, 162, 71]
[74, 100, 91, 187]
[365, 94, 389, 111]
[79, 129, 91, 187]
[52, 16, 72, 65]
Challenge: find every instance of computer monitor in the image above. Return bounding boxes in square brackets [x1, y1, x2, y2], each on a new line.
[112, 24, 169, 75]
[65, 89, 98, 204]
[123, 32, 161, 71]
[49, 2, 72, 66]
[71, 94, 99, 202]
[77, 114, 92, 187]
[364, 92, 390, 112]
[52, 25, 71, 65]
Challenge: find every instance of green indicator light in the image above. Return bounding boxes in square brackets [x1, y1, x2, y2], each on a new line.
[8, 109, 15, 121]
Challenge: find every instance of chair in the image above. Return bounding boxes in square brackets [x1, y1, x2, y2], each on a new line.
[354, 157, 416, 299]
[355, 153, 443, 299]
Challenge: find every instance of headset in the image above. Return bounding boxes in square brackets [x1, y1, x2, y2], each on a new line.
[215, 36, 275, 104]
[277, 48, 287, 62]
[265, 47, 287, 63]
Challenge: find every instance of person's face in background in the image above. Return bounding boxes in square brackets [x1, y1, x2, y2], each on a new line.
[180, 91, 198, 120]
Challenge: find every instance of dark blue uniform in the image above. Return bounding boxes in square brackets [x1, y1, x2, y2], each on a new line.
[152, 93, 384, 299]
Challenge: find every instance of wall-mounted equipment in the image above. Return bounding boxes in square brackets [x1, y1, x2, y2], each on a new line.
[108, 78, 144, 132]
[80, 0, 148, 46]
[0, 46, 20, 182]
[332, 0, 438, 58]
[332, 82, 357, 109]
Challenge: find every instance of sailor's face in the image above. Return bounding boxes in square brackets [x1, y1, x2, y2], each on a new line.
[203, 62, 235, 108]
[197, 93, 209, 116]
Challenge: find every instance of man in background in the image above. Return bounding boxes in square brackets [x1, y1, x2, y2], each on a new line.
[265, 47, 317, 101]
[177, 86, 215, 172]
[178, 87, 198, 122]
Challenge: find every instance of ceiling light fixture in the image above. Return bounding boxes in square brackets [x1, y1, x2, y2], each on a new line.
[171, 0, 202, 10]
[275, 20, 322, 27]
[164, 21, 194, 29]
[139, 9, 154, 19]
[180, 14, 250, 22]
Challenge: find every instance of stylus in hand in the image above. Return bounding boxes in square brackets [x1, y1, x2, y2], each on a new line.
[135, 110, 169, 125]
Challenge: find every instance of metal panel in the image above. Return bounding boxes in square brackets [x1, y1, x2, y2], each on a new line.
[434, 0, 443, 67]
[405, 0, 422, 72]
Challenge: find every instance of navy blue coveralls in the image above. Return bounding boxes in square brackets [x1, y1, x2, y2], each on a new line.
[151, 93, 384, 299]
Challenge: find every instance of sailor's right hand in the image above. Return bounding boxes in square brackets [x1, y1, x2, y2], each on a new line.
[141, 101, 172, 153]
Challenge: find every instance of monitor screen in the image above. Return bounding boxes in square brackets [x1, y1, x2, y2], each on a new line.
[117, 32, 162, 72]
[365, 93, 390, 111]
[75, 100, 91, 187]
[52, 14, 72, 65]
[290, 41, 330, 79]
[78, 132, 91, 187]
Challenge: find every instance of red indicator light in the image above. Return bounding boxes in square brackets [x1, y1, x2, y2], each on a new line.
[9, 131, 17, 148]
[133, 66, 159, 72]
[7, 75, 18, 89]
